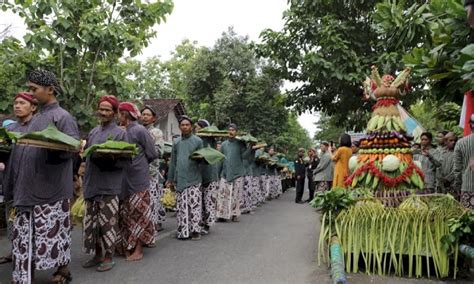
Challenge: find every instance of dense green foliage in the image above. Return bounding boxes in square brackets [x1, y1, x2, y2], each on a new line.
[1, 0, 174, 128]
[259, 0, 472, 133]
[0, 2, 312, 156]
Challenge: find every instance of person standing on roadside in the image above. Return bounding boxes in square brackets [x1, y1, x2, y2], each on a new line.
[313, 142, 333, 193]
[294, 148, 306, 204]
[305, 148, 319, 202]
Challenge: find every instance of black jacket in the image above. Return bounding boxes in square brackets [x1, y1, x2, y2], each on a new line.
[306, 156, 320, 178]
[294, 158, 306, 180]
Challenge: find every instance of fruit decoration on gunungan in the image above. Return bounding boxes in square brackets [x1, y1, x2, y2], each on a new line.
[346, 65, 425, 205]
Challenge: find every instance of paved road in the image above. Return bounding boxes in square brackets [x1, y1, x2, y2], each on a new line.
[0, 187, 472, 284]
[0, 188, 324, 284]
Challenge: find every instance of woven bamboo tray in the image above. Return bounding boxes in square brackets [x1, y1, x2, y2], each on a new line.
[16, 139, 79, 152]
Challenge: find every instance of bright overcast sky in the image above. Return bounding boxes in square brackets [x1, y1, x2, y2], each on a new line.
[0, 0, 318, 137]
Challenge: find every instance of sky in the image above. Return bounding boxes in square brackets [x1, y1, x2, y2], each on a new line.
[0, 0, 319, 137]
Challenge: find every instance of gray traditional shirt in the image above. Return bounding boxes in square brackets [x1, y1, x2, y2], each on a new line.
[221, 138, 252, 182]
[3, 120, 32, 201]
[413, 147, 441, 190]
[147, 124, 163, 179]
[438, 149, 455, 188]
[454, 134, 474, 192]
[313, 151, 334, 182]
[13, 102, 80, 206]
[168, 133, 203, 192]
[83, 122, 128, 200]
[122, 121, 158, 196]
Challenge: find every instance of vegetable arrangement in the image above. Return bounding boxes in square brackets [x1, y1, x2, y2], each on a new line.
[316, 66, 473, 280]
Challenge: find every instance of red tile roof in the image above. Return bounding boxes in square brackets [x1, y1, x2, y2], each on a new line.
[142, 99, 187, 121]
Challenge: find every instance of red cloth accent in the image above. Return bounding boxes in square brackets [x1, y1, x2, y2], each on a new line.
[15, 92, 37, 105]
[118, 102, 141, 120]
[98, 95, 119, 111]
[462, 91, 473, 136]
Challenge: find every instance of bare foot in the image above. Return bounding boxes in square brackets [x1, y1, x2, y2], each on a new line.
[126, 251, 143, 261]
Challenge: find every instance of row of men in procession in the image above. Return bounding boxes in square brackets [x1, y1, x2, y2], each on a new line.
[0, 69, 285, 284]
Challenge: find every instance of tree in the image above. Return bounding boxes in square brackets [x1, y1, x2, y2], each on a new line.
[0, 37, 42, 113]
[313, 113, 346, 143]
[373, 0, 473, 105]
[258, 0, 384, 130]
[2, 0, 173, 128]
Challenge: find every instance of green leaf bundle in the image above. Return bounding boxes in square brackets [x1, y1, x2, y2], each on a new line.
[83, 140, 138, 157]
[16, 124, 80, 149]
[190, 147, 226, 165]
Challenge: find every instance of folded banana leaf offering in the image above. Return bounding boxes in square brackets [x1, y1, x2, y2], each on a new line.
[196, 126, 229, 137]
[83, 140, 138, 158]
[236, 134, 258, 143]
[15, 124, 81, 152]
[190, 147, 226, 165]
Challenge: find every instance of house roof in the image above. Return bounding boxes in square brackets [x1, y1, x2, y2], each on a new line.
[142, 98, 187, 121]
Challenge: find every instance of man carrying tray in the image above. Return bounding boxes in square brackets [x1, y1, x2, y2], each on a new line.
[217, 123, 252, 222]
[10, 69, 80, 283]
[194, 119, 219, 234]
[167, 116, 204, 240]
[1, 92, 37, 266]
[118, 102, 158, 261]
[140, 105, 166, 240]
[81, 95, 128, 272]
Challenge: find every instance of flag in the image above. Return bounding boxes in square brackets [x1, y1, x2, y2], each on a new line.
[459, 90, 474, 136]
[397, 104, 426, 143]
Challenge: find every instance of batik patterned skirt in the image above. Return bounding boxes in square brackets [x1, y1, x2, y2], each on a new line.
[460, 191, 474, 210]
[315, 181, 331, 193]
[121, 190, 154, 250]
[216, 177, 244, 219]
[251, 176, 261, 207]
[150, 174, 166, 238]
[12, 199, 71, 284]
[241, 175, 254, 213]
[269, 175, 281, 199]
[83, 195, 120, 255]
[202, 181, 218, 227]
[176, 184, 202, 239]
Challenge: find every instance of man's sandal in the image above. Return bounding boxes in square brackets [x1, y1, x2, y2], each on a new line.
[82, 258, 102, 268]
[96, 261, 115, 272]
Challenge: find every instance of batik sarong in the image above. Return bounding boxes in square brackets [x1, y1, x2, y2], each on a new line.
[12, 200, 71, 284]
[176, 184, 202, 239]
[149, 175, 166, 239]
[202, 181, 218, 227]
[274, 176, 283, 197]
[315, 181, 331, 193]
[216, 178, 232, 220]
[122, 190, 154, 250]
[241, 176, 254, 213]
[460, 192, 474, 210]
[264, 175, 271, 199]
[83, 195, 120, 255]
[251, 176, 261, 207]
[230, 177, 244, 217]
[258, 175, 267, 204]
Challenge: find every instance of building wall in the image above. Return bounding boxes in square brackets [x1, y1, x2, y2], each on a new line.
[157, 111, 181, 141]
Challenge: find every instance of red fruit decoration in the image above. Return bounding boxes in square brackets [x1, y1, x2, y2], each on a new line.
[348, 66, 424, 206]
